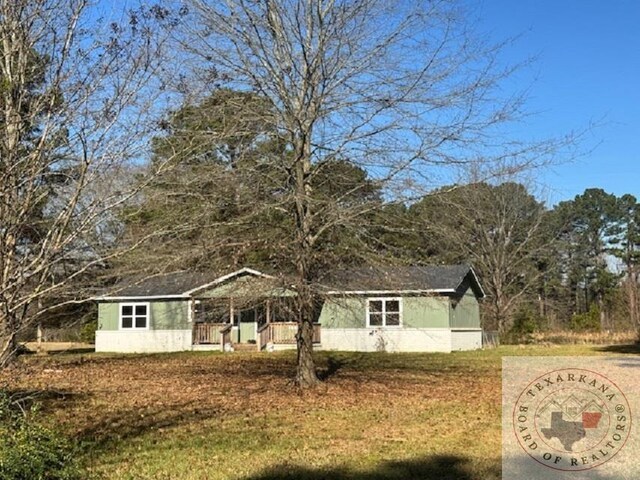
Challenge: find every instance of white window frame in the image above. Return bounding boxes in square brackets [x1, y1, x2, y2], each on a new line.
[366, 297, 403, 328]
[119, 302, 151, 330]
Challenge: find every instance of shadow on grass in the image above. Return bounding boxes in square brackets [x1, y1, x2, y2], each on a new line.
[248, 455, 499, 480]
[77, 401, 225, 451]
[317, 354, 348, 380]
[0, 388, 88, 414]
[313, 351, 487, 378]
[250, 454, 634, 480]
[46, 347, 96, 355]
[596, 343, 640, 354]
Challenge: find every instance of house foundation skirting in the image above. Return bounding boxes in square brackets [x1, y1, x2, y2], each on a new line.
[319, 328, 482, 353]
[95, 329, 193, 353]
[95, 328, 482, 353]
[450, 329, 483, 351]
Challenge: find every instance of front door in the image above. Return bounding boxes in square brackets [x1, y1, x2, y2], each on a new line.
[233, 309, 257, 343]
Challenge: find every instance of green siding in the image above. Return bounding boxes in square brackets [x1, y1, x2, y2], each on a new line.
[403, 296, 450, 328]
[152, 301, 190, 329]
[97, 300, 190, 331]
[449, 289, 480, 328]
[319, 298, 367, 328]
[319, 295, 450, 329]
[98, 303, 119, 330]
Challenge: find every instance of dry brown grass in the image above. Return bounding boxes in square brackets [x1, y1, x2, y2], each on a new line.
[1, 344, 635, 479]
[22, 342, 94, 353]
[520, 330, 638, 345]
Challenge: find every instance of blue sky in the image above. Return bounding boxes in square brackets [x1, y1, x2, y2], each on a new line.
[473, 0, 640, 206]
[95, 1, 638, 206]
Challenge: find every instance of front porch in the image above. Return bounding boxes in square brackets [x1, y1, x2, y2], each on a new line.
[189, 273, 320, 352]
[192, 321, 321, 352]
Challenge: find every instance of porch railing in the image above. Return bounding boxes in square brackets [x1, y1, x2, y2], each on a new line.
[257, 323, 270, 351]
[220, 324, 233, 351]
[257, 322, 321, 349]
[193, 322, 227, 345]
[195, 321, 322, 351]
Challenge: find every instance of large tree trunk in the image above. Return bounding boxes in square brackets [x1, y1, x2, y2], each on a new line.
[292, 131, 320, 388]
[295, 314, 319, 388]
[492, 278, 509, 333]
[293, 283, 320, 388]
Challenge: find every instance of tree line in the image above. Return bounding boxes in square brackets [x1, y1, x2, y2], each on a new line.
[0, 0, 596, 386]
[120, 90, 640, 337]
[387, 184, 640, 335]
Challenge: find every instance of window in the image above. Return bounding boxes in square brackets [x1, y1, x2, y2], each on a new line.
[120, 303, 149, 329]
[367, 298, 401, 327]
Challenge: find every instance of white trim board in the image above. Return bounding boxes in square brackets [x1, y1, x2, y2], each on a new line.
[95, 294, 189, 301]
[326, 289, 456, 295]
[467, 266, 486, 298]
[184, 267, 273, 295]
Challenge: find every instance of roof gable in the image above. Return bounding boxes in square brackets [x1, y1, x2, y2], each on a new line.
[96, 267, 269, 300]
[196, 274, 296, 299]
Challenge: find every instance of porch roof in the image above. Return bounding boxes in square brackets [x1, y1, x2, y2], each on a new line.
[195, 275, 296, 299]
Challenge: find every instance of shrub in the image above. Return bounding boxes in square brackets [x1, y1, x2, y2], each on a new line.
[569, 305, 601, 332]
[79, 319, 98, 344]
[0, 392, 84, 480]
[507, 306, 548, 337]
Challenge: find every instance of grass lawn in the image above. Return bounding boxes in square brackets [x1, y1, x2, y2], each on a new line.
[1, 344, 637, 479]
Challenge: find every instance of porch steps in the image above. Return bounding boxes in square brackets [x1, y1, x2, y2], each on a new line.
[231, 343, 259, 352]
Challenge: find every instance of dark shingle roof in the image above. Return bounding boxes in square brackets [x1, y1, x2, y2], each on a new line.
[322, 264, 483, 296]
[106, 271, 219, 297]
[98, 264, 484, 299]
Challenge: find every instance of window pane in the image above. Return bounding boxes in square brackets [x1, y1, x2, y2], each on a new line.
[122, 305, 133, 316]
[369, 313, 383, 326]
[386, 313, 400, 326]
[122, 317, 133, 328]
[135, 305, 147, 316]
[135, 316, 147, 328]
[386, 300, 400, 313]
[369, 300, 383, 313]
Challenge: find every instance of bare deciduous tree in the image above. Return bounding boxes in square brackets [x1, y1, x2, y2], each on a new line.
[165, 0, 570, 387]
[0, 0, 172, 366]
[411, 182, 552, 332]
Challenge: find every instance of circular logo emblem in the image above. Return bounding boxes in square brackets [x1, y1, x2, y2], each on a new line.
[513, 368, 632, 471]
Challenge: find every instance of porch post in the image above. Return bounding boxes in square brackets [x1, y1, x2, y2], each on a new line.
[266, 300, 272, 342]
[189, 299, 196, 345]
